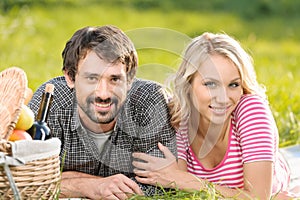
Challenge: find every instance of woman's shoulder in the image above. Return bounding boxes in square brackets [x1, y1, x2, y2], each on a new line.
[239, 94, 267, 104]
[235, 94, 268, 111]
[176, 120, 189, 140]
[232, 94, 272, 123]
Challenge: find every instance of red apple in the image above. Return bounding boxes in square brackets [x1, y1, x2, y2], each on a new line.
[9, 129, 32, 142]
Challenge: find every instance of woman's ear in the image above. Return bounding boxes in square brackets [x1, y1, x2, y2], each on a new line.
[64, 70, 75, 89]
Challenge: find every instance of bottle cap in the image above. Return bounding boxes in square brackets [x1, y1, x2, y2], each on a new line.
[45, 84, 54, 94]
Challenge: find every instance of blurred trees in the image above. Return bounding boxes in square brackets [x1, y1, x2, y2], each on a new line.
[1, 0, 300, 19]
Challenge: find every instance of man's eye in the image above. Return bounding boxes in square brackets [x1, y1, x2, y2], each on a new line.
[87, 76, 98, 82]
[111, 77, 121, 83]
[204, 81, 216, 88]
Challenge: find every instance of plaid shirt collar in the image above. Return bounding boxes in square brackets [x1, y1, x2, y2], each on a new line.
[70, 93, 80, 132]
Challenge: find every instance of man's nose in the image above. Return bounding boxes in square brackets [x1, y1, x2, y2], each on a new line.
[95, 80, 111, 99]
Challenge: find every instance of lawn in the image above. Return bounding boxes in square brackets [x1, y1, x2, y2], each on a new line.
[1, 2, 300, 138]
[2, 0, 298, 146]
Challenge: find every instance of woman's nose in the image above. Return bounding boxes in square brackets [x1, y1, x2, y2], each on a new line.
[214, 87, 229, 103]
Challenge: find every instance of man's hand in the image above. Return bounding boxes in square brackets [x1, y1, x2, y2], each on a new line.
[60, 171, 143, 200]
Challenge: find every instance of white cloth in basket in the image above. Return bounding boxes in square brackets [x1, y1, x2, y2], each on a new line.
[9, 137, 61, 165]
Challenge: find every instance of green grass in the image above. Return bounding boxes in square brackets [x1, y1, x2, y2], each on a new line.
[129, 184, 225, 200]
[0, 3, 299, 137]
[1, 1, 299, 146]
[3, 1, 298, 146]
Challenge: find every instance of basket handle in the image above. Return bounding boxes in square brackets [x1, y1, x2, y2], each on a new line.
[0, 152, 21, 200]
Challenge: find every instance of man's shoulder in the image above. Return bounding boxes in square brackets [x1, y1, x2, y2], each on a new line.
[126, 78, 169, 107]
[46, 76, 69, 91]
[129, 78, 167, 98]
[48, 76, 75, 108]
[29, 76, 74, 111]
[130, 78, 162, 90]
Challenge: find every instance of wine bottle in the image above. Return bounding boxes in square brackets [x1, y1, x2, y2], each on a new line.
[28, 83, 54, 140]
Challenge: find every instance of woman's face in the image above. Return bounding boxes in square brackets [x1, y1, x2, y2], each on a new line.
[190, 54, 243, 125]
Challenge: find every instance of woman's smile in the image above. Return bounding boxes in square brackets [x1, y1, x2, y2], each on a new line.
[209, 105, 231, 115]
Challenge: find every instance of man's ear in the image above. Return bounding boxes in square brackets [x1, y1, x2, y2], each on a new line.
[127, 79, 133, 91]
[64, 70, 75, 89]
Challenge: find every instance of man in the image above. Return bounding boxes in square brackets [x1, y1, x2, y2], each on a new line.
[28, 25, 176, 199]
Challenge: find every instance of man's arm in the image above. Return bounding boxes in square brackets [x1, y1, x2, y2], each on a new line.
[136, 84, 177, 157]
[129, 81, 177, 196]
[59, 171, 143, 199]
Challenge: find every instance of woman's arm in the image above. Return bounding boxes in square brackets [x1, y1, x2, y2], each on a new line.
[132, 143, 273, 200]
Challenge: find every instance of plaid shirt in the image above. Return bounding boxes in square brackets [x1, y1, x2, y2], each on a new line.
[28, 76, 177, 196]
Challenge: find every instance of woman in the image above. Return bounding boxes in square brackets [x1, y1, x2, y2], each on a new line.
[132, 32, 297, 199]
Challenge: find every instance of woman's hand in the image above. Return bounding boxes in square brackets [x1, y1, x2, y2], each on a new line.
[132, 142, 181, 188]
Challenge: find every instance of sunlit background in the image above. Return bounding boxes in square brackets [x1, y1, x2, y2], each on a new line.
[1, 0, 299, 145]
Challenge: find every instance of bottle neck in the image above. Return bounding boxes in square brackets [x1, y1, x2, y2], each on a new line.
[36, 92, 53, 123]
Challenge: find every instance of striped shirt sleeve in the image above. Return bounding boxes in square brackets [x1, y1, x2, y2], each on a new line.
[176, 122, 189, 162]
[234, 95, 277, 163]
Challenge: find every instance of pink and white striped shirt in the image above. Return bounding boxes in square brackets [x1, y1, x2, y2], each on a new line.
[177, 94, 290, 194]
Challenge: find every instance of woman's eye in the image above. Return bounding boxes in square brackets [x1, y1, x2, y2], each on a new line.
[204, 81, 216, 88]
[229, 82, 240, 88]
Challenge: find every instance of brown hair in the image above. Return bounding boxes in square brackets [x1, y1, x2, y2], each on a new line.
[62, 25, 138, 82]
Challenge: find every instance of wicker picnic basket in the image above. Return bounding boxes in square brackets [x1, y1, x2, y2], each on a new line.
[0, 67, 61, 199]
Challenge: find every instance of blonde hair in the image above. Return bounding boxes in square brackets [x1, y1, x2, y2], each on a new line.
[169, 32, 266, 128]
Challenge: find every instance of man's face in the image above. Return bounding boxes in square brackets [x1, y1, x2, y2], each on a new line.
[74, 51, 129, 130]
